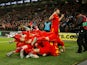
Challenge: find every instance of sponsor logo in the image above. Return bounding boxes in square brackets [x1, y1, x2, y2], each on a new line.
[59, 33, 77, 41]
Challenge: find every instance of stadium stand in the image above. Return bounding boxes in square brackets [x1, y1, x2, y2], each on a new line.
[0, 0, 87, 32]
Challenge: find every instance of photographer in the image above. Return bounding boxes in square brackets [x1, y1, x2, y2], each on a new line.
[75, 12, 87, 53]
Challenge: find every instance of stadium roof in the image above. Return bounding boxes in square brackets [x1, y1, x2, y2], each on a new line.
[0, 0, 22, 3]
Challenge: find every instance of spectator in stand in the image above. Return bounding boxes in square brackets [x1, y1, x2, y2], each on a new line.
[44, 19, 51, 32]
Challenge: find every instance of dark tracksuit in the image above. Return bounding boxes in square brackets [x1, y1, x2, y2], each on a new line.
[76, 16, 87, 53]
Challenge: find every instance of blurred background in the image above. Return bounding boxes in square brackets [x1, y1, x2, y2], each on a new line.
[0, 0, 87, 32]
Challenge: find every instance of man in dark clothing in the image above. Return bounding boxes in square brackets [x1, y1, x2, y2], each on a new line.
[75, 12, 87, 53]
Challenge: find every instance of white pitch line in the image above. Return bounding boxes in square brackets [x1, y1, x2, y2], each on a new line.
[0, 41, 10, 43]
[0, 41, 14, 43]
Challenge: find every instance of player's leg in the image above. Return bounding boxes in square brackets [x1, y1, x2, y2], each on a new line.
[77, 33, 83, 53]
[6, 50, 15, 56]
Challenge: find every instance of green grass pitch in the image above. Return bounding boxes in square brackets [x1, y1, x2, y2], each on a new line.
[0, 37, 87, 65]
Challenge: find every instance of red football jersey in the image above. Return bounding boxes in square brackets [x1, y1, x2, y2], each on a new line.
[51, 14, 60, 34]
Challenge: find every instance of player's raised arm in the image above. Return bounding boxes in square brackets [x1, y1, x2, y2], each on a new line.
[49, 13, 54, 20]
[59, 14, 64, 21]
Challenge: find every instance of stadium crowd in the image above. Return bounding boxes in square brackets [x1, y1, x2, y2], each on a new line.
[0, 1, 87, 32]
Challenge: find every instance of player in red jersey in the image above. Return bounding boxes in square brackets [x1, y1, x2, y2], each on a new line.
[6, 33, 25, 57]
[49, 8, 64, 35]
[31, 30, 60, 56]
[49, 8, 65, 52]
[18, 31, 39, 58]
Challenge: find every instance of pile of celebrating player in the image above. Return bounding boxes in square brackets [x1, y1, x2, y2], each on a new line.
[6, 8, 65, 58]
[6, 29, 65, 58]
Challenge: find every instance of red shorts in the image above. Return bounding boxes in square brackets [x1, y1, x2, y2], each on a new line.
[38, 41, 51, 55]
[50, 42, 60, 56]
